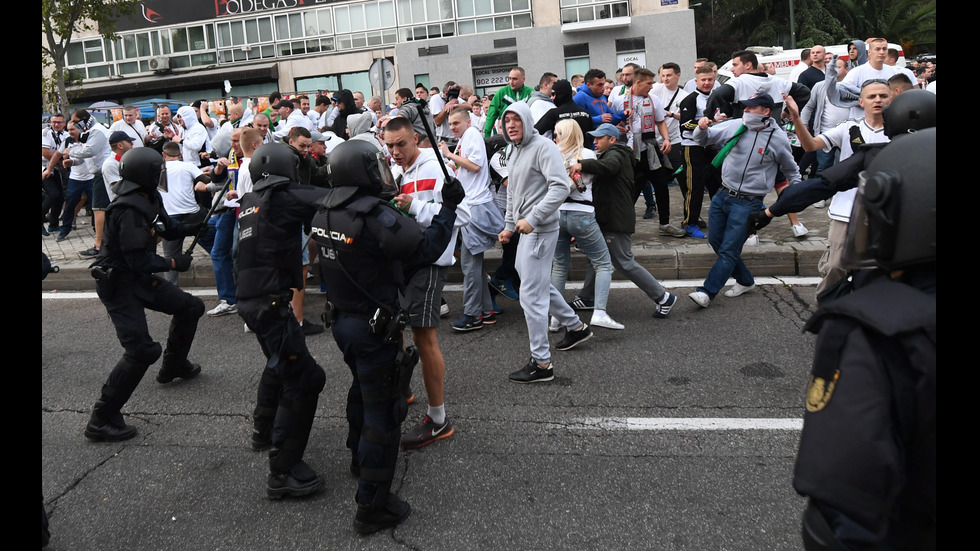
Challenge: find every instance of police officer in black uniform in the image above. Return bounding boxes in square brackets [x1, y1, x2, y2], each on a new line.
[235, 143, 331, 499]
[85, 147, 206, 442]
[793, 128, 936, 550]
[311, 139, 464, 534]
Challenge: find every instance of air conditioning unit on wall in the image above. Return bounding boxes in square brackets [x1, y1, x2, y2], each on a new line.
[148, 56, 170, 71]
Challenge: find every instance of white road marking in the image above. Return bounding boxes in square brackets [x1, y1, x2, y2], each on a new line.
[42, 278, 821, 300]
[572, 417, 803, 431]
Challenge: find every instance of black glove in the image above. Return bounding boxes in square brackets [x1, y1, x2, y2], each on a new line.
[440, 177, 465, 210]
[746, 209, 772, 233]
[172, 254, 193, 272]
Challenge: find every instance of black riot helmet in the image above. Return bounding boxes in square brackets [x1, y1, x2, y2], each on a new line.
[250, 143, 299, 191]
[117, 147, 166, 194]
[883, 89, 936, 139]
[326, 139, 397, 199]
[842, 127, 936, 271]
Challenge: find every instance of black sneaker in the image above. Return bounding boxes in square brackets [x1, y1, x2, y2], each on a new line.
[78, 247, 99, 258]
[568, 296, 594, 310]
[643, 205, 657, 219]
[400, 415, 454, 450]
[451, 315, 483, 332]
[353, 492, 411, 534]
[509, 357, 555, 383]
[556, 324, 593, 351]
[302, 320, 324, 336]
[267, 461, 324, 500]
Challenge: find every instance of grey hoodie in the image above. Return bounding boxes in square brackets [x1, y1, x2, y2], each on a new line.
[500, 102, 569, 234]
[692, 117, 801, 196]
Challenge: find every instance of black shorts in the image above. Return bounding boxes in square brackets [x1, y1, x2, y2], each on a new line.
[401, 265, 448, 328]
[91, 173, 110, 210]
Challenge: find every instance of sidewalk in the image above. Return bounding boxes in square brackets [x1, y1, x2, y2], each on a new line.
[41, 186, 830, 291]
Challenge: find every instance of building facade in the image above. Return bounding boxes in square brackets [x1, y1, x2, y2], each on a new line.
[52, 0, 697, 110]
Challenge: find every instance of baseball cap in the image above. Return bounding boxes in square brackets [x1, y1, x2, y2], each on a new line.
[109, 131, 134, 145]
[311, 130, 326, 143]
[741, 93, 775, 110]
[587, 123, 622, 138]
[272, 99, 294, 110]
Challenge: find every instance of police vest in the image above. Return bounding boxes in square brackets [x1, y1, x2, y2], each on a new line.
[101, 190, 166, 268]
[311, 195, 421, 317]
[236, 183, 301, 300]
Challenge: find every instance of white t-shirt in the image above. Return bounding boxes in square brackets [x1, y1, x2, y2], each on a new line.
[818, 118, 889, 222]
[42, 128, 68, 172]
[101, 155, 122, 202]
[453, 126, 492, 205]
[108, 119, 147, 148]
[789, 62, 809, 83]
[650, 83, 689, 142]
[237, 157, 254, 197]
[428, 94, 451, 139]
[559, 148, 597, 213]
[161, 160, 204, 216]
[610, 92, 666, 153]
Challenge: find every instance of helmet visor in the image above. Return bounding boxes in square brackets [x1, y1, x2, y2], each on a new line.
[375, 151, 398, 200]
[840, 170, 881, 271]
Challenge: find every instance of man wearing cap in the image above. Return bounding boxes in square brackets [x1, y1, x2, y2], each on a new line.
[688, 93, 801, 308]
[568, 122, 678, 320]
[272, 99, 313, 140]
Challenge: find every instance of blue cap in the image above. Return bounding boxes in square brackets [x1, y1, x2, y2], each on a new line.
[108, 131, 134, 145]
[741, 93, 775, 110]
[588, 123, 621, 138]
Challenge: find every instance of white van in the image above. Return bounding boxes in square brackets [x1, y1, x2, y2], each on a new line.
[716, 43, 906, 84]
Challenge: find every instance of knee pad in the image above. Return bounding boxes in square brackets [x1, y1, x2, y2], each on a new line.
[132, 342, 163, 366]
[187, 296, 206, 319]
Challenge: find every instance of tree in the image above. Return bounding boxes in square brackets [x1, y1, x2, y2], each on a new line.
[41, 0, 140, 114]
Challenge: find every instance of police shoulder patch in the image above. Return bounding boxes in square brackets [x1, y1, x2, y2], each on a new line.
[377, 208, 398, 228]
[804, 370, 839, 413]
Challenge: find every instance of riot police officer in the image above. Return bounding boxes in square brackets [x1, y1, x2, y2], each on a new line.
[311, 139, 464, 534]
[235, 143, 330, 499]
[793, 128, 936, 550]
[85, 147, 206, 442]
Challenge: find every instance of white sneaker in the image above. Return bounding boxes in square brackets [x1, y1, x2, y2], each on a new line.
[549, 316, 561, 333]
[813, 200, 826, 208]
[440, 299, 449, 318]
[724, 283, 755, 298]
[688, 291, 711, 308]
[745, 235, 760, 246]
[207, 300, 238, 317]
[792, 223, 809, 237]
[590, 311, 624, 330]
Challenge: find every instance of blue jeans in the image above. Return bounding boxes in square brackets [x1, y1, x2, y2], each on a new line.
[60, 177, 94, 235]
[551, 210, 613, 311]
[700, 191, 764, 298]
[815, 148, 838, 176]
[199, 210, 237, 304]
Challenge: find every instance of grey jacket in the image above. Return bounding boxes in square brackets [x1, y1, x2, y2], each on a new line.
[500, 102, 569, 233]
[692, 117, 801, 196]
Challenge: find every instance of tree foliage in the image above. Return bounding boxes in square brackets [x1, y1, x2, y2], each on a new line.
[41, 0, 140, 114]
[693, 0, 937, 65]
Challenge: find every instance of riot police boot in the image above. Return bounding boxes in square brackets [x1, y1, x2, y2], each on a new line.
[266, 454, 324, 500]
[84, 402, 138, 442]
[251, 414, 274, 452]
[353, 492, 411, 535]
[156, 355, 202, 384]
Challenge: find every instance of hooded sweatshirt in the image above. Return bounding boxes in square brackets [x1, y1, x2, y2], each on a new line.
[573, 83, 623, 127]
[347, 113, 382, 151]
[500, 102, 569, 234]
[330, 89, 359, 139]
[176, 105, 208, 166]
[692, 116, 801, 197]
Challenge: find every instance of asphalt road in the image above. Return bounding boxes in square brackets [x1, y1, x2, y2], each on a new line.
[42, 278, 819, 550]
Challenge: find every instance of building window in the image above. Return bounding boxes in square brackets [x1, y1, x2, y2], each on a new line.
[560, 0, 630, 24]
[456, 0, 531, 36]
[565, 57, 591, 81]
